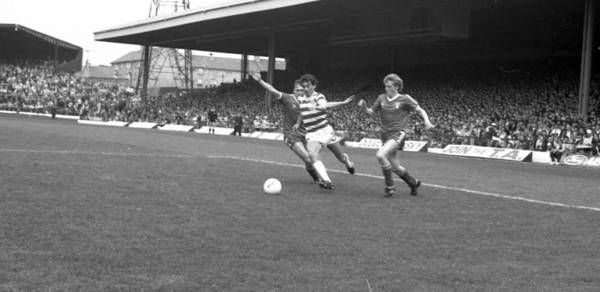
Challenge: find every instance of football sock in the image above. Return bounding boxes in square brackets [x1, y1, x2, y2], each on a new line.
[382, 165, 394, 187]
[305, 163, 319, 182]
[313, 160, 331, 182]
[398, 171, 418, 188]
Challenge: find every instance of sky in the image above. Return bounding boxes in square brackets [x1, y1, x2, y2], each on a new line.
[1, 0, 236, 65]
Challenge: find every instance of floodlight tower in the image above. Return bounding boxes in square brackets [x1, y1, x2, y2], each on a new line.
[137, 0, 194, 101]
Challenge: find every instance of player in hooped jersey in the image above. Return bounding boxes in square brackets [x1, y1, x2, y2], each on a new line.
[297, 74, 356, 190]
[250, 72, 320, 182]
[358, 73, 434, 197]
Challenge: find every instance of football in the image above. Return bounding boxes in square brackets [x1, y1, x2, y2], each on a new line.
[263, 178, 282, 195]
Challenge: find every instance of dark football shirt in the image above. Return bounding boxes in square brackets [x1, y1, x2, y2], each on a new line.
[371, 94, 418, 133]
[278, 93, 305, 135]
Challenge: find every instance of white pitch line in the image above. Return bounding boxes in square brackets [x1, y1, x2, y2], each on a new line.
[208, 155, 600, 213]
[2, 148, 599, 212]
[0, 148, 197, 159]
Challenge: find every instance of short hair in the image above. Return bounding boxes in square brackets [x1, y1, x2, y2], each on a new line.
[292, 79, 303, 89]
[383, 73, 403, 91]
[299, 74, 318, 86]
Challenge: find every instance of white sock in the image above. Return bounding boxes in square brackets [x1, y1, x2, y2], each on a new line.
[313, 160, 331, 182]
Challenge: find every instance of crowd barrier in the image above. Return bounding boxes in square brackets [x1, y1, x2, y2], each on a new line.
[254, 132, 284, 141]
[78, 120, 130, 127]
[439, 144, 533, 162]
[345, 138, 428, 152]
[128, 122, 158, 129]
[195, 127, 233, 135]
[560, 154, 600, 167]
[1, 110, 79, 120]
[159, 124, 194, 132]
[3, 110, 594, 167]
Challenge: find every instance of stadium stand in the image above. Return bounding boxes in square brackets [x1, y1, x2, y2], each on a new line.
[2, 0, 599, 157]
[0, 24, 82, 73]
[2, 57, 598, 157]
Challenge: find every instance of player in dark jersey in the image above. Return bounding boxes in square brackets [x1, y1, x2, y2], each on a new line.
[250, 72, 320, 182]
[358, 73, 434, 197]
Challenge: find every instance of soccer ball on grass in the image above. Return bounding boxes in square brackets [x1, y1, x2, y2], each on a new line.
[263, 178, 282, 195]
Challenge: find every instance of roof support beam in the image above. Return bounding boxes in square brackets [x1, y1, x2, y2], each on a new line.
[241, 54, 248, 82]
[578, 0, 594, 120]
[140, 45, 151, 105]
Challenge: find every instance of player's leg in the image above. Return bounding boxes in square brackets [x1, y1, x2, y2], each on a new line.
[549, 151, 557, 164]
[326, 142, 355, 174]
[388, 149, 420, 196]
[288, 138, 319, 183]
[376, 140, 399, 197]
[306, 140, 334, 189]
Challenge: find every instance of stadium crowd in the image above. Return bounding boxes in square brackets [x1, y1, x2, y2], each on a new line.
[1, 58, 599, 156]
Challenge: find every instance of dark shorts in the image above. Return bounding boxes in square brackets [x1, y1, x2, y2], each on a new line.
[284, 130, 306, 148]
[381, 130, 406, 150]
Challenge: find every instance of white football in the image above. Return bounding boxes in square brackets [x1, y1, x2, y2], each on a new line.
[263, 178, 282, 195]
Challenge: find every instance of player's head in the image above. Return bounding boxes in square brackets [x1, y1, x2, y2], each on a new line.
[383, 73, 403, 95]
[299, 74, 318, 94]
[292, 80, 305, 97]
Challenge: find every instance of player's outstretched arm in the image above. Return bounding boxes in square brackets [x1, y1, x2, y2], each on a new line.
[315, 95, 355, 110]
[358, 99, 375, 115]
[250, 72, 283, 98]
[415, 106, 434, 129]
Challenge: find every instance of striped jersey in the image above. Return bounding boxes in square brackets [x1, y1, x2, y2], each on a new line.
[298, 92, 329, 132]
[371, 93, 418, 133]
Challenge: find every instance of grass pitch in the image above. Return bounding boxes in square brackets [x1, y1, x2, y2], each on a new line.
[1, 114, 599, 291]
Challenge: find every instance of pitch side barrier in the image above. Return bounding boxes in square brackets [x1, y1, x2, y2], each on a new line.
[129, 122, 158, 129]
[345, 138, 428, 152]
[560, 154, 600, 168]
[0, 111, 576, 166]
[0, 110, 79, 120]
[78, 120, 130, 127]
[72, 119, 589, 166]
[439, 144, 533, 162]
[195, 126, 235, 135]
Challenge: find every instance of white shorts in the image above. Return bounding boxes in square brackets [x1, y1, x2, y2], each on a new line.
[305, 125, 339, 145]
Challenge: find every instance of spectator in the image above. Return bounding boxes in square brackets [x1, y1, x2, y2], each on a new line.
[232, 113, 243, 136]
[575, 129, 597, 157]
[1, 58, 599, 158]
[548, 136, 566, 165]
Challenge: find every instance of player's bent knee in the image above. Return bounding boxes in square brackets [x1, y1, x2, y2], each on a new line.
[376, 156, 388, 166]
[376, 150, 387, 160]
[302, 155, 313, 163]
